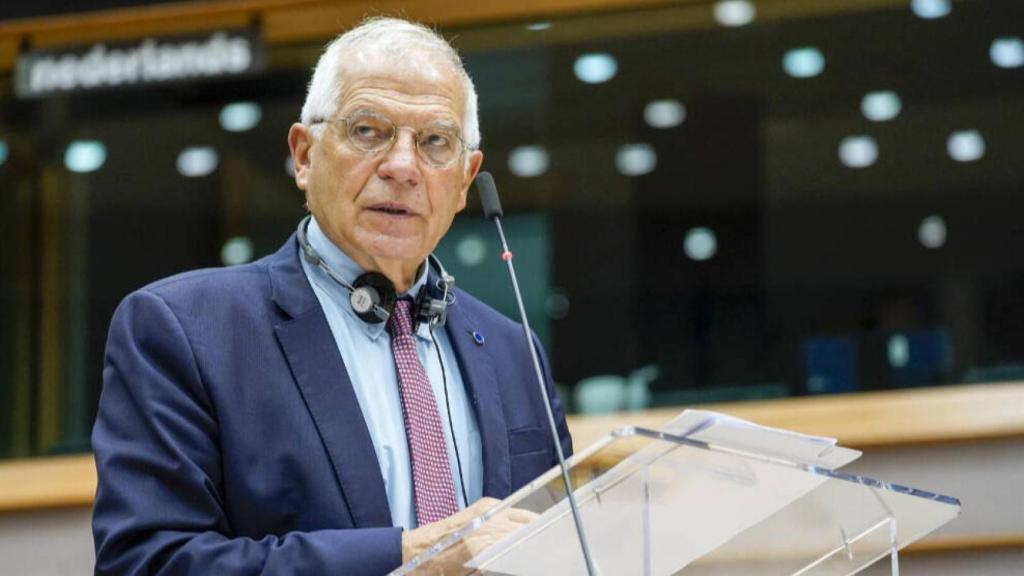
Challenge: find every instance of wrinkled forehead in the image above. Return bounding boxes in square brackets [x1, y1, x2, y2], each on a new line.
[337, 46, 467, 117]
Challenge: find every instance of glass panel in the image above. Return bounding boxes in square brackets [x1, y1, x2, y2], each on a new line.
[2, 0, 1024, 457]
[394, 429, 960, 575]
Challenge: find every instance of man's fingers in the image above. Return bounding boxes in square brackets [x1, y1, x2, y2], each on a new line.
[426, 496, 502, 540]
[502, 507, 538, 524]
[467, 496, 501, 513]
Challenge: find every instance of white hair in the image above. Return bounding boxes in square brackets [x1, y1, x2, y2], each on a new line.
[300, 17, 481, 151]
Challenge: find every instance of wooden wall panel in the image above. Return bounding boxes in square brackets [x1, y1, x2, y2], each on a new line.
[0, 0, 688, 71]
[261, 0, 683, 43]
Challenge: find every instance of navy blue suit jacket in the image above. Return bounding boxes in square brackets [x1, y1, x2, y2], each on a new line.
[92, 235, 572, 575]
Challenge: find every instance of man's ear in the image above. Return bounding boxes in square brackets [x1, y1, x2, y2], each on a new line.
[457, 150, 484, 211]
[288, 123, 314, 191]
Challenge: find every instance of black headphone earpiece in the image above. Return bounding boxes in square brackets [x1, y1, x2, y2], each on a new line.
[350, 272, 396, 324]
[296, 215, 452, 328]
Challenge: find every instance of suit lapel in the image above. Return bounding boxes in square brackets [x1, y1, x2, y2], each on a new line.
[444, 297, 512, 498]
[269, 236, 392, 528]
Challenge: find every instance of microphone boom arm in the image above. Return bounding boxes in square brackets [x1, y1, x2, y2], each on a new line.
[487, 211, 599, 576]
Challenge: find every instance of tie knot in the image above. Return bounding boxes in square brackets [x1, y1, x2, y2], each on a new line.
[386, 298, 414, 337]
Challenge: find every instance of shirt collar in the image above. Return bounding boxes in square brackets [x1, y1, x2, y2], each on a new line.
[306, 216, 431, 341]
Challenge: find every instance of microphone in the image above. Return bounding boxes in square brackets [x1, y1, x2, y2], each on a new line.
[476, 172, 503, 220]
[474, 172, 598, 576]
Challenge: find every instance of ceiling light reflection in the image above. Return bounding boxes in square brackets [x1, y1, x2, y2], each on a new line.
[644, 99, 686, 129]
[947, 130, 985, 162]
[911, 0, 951, 19]
[221, 236, 254, 266]
[615, 143, 657, 176]
[456, 234, 488, 267]
[508, 145, 550, 177]
[64, 140, 107, 173]
[990, 37, 1024, 69]
[574, 53, 618, 84]
[918, 215, 947, 249]
[783, 47, 825, 78]
[861, 91, 902, 122]
[219, 101, 262, 132]
[177, 146, 219, 177]
[713, 1, 756, 27]
[684, 227, 718, 261]
[838, 136, 878, 168]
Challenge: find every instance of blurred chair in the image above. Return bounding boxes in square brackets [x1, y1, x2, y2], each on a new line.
[649, 383, 788, 407]
[574, 376, 627, 414]
[960, 363, 1024, 384]
[802, 335, 859, 394]
[574, 364, 659, 414]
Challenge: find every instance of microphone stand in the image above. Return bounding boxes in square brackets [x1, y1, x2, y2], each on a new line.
[484, 201, 599, 576]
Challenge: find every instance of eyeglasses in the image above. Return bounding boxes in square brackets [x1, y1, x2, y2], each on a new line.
[313, 110, 470, 169]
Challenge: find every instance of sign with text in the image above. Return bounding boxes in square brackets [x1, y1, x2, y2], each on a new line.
[15, 29, 264, 99]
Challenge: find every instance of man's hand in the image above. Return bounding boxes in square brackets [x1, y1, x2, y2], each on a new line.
[401, 497, 538, 574]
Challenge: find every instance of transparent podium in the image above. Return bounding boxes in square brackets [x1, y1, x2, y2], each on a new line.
[392, 411, 961, 576]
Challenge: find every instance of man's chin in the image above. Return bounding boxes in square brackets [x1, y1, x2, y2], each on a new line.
[358, 234, 429, 266]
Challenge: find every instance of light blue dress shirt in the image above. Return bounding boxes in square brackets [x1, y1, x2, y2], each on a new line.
[299, 216, 483, 529]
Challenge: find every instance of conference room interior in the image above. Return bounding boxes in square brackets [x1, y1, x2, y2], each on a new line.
[0, 0, 1022, 574]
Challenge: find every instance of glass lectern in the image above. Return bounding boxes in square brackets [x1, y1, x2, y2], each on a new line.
[392, 411, 961, 576]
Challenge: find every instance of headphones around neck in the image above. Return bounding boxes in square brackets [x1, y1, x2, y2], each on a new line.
[296, 215, 455, 328]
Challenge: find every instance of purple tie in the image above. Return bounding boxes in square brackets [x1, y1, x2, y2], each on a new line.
[387, 299, 459, 525]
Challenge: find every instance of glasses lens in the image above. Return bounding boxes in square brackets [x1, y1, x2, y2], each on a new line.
[417, 128, 460, 167]
[344, 114, 394, 152]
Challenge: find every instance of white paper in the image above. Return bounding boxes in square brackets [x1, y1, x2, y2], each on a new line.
[662, 409, 861, 469]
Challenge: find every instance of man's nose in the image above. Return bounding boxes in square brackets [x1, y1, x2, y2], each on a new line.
[377, 129, 420, 185]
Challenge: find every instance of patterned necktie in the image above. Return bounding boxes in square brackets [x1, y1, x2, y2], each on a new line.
[387, 299, 459, 525]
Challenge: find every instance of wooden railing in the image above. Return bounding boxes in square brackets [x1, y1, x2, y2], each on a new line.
[1, 382, 1023, 556]
[2, 382, 1023, 513]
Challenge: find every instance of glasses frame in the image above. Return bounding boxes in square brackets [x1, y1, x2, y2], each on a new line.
[311, 110, 471, 169]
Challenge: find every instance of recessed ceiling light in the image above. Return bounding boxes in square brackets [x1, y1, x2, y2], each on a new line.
[713, 1, 756, 27]
[990, 37, 1024, 69]
[221, 236, 254, 266]
[947, 130, 985, 162]
[508, 145, 550, 178]
[782, 47, 825, 78]
[219, 101, 262, 132]
[574, 53, 618, 84]
[918, 215, 947, 248]
[644, 99, 686, 129]
[911, 0, 951, 19]
[455, 234, 488, 267]
[684, 227, 718, 261]
[615, 143, 657, 176]
[64, 140, 107, 173]
[838, 136, 879, 168]
[177, 146, 219, 177]
[861, 91, 902, 122]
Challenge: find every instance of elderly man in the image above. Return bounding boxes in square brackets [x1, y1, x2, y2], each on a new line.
[92, 17, 571, 575]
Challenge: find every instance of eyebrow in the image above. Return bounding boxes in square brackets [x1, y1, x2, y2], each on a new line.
[428, 119, 461, 133]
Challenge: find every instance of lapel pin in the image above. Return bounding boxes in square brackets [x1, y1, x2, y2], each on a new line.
[471, 330, 485, 345]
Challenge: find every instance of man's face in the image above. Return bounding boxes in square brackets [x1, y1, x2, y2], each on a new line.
[289, 51, 483, 280]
